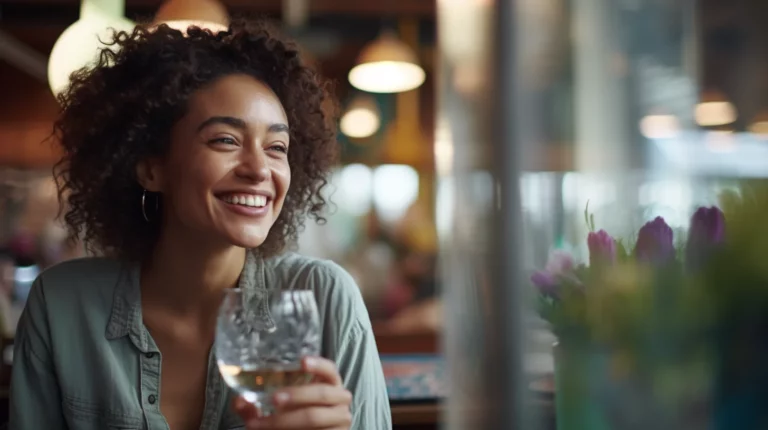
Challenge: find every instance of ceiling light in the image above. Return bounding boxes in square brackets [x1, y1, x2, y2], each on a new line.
[695, 90, 737, 127]
[639, 114, 681, 139]
[348, 32, 426, 93]
[154, 0, 229, 33]
[749, 111, 768, 137]
[48, 0, 134, 97]
[340, 95, 381, 139]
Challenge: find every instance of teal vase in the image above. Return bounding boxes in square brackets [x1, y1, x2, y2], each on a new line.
[554, 342, 610, 430]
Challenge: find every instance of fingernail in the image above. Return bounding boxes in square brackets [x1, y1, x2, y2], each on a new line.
[274, 392, 290, 404]
[305, 357, 317, 368]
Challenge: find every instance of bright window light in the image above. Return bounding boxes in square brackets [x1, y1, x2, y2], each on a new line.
[372, 164, 419, 223]
[333, 164, 373, 216]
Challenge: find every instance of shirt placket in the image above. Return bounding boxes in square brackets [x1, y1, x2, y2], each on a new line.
[139, 336, 168, 430]
[200, 347, 230, 429]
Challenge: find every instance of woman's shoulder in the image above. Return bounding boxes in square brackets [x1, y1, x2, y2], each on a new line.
[263, 252, 370, 331]
[39, 256, 126, 283]
[263, 252, 354, 286]
[33, 256, 131, 303]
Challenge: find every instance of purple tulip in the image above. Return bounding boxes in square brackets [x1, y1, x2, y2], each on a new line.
[685, 206, 725, 269]
[635, 216, 675, 265]
[545, 250, 575, 275]
[588, 229, 616, 266]
[531, 250, 577, 299]
[531, 270, 559, 298]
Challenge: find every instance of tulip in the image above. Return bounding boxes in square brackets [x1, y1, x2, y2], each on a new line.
[545, 250, 576, 275]
[531, 250, 577, 299]
[588, 229, 616, 266]
[531, 270, 559, 298]
[686, 206, 725, 269]
[635, 216, 675, 265]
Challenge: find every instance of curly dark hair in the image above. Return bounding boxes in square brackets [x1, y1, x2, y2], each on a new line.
[53, 19, 338, 262]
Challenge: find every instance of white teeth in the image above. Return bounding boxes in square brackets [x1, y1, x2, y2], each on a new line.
[222, 194, 268, 208]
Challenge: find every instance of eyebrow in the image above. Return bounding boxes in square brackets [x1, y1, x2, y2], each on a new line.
[268, 123, 290, 134]
[197, 116, 247, 132]
[196, 116, 290, 135]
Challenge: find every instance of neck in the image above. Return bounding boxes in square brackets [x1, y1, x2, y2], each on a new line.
[141, 226, 246, 315]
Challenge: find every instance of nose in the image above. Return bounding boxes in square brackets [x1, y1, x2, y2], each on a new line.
[234, 145, 270, 182]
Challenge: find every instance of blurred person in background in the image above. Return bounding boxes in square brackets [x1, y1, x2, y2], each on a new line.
[10, 20, 390, 430]
[7, 233, 39, 304]
[381, 200, 441, 331]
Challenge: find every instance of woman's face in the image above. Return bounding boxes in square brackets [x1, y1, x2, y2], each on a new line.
[142, 74, 291, 249]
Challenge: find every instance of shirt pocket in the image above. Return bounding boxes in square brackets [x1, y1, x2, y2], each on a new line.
[62, 395, 145, 430]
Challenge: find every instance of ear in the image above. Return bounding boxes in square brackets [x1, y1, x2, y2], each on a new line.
[136, 158, 165, 193]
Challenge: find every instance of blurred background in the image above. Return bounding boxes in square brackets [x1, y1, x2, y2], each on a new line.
[3, 0, 768, 428]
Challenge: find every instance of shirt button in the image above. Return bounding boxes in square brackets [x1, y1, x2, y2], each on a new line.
[145, 352, 156, 359]
[148, 394, 157, 404]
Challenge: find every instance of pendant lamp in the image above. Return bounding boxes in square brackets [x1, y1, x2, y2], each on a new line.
[749, 111, 768, 137]
[154, 0, 229, 34]
[47, 0, 134, 97]
[340, 95, 381, 139]
[695, 89, 737, 127]
[348, 31, 426, 94]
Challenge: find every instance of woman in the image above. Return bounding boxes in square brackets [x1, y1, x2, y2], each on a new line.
[10, 20, 391, 430]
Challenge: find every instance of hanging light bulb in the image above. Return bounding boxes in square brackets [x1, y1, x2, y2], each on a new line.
[154, 0, 229, 34]
[749, 111, 768, 137]
[639, 113, 681, 139]
[340, 95, 381, 139]
[48, 0, 135, 97]
[695, 89, 737, 127]
[348, 31, 426, 93]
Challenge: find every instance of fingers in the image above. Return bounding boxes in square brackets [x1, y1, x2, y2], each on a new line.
[233, 396, 261, 421]
[274, 385, 352, 410]
[303, 356, 342, 386]
[246, 404, 352, 429]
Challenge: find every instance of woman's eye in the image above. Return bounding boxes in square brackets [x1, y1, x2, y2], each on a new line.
[269, 144, 288, 153]
[211, 137, 237, 145]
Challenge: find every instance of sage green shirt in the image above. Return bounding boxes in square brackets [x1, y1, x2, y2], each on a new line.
[9, 251, 392, 430]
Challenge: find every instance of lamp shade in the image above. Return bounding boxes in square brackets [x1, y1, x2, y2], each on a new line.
[340, 95, 381, 139]
[154, 0, 229, 33]
[348, 32, 426, 93]
[48, 12, 134, 97]
[749, 111, 768, 136]
[695, 89, 737, 127]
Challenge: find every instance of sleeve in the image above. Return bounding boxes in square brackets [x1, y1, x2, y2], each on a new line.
[9, 277, 66, 430]
[316, 262, 392, 430]
[337, 322, 392, 430]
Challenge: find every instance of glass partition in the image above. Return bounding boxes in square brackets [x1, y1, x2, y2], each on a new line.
[438, 0, 768, 428]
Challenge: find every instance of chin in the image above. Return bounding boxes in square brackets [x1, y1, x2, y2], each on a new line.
[222, 225, 271, 249]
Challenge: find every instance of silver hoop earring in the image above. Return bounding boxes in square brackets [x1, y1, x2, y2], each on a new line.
[141, 189, 150, 222]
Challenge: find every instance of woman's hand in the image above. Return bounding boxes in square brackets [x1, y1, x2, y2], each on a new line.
[233, 356, 353, 429]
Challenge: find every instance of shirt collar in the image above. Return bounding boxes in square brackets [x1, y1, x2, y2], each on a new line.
[105, 249, 268, 351]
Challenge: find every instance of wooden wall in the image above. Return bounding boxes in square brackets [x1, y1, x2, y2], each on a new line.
[0, 63, 61, 168]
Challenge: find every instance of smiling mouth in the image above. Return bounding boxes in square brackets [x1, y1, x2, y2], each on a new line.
[218, 194, 270, 208]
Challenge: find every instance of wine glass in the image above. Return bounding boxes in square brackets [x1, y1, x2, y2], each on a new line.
[215, 288, 321, 415]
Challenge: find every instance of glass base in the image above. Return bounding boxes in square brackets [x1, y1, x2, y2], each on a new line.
[241, 391, 275, 416]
